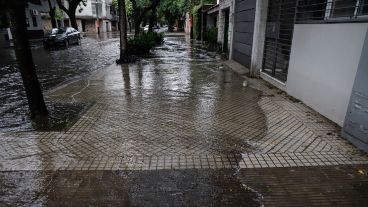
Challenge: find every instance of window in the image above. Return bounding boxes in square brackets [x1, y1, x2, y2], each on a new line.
[30, 10, 38, 27]
[296, 0, 368, 23]
[297, 0, 328, 21]
[92, 1, 103, 17]
[331, 0, 358, 18]
[106, 5, 110, 16]
[359, 0, 368, 15]
[92, 3, 96, 16]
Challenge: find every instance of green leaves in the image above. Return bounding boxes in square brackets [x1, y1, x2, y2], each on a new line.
[127, 32, 164, 55]
[55, 8, 64, 20]
[157, 0, 188, 28]
[112, 0, 133, 18]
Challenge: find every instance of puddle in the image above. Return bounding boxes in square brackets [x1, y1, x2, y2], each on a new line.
[0, 169, 262, 206]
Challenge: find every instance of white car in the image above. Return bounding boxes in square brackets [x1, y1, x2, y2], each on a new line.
[143, 25, 149, 32]
[143, 25, 162, 32]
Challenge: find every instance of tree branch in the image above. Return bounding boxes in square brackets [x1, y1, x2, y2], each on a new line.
[141, 0, 160, 17]
[56, 0, 69, 14]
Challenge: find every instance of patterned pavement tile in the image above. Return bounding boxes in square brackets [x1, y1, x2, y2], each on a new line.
[0, 37, 367, 171]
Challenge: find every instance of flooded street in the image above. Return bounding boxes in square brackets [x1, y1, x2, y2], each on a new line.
[1, 34, 368, 206]
[0, 33, 120, 131]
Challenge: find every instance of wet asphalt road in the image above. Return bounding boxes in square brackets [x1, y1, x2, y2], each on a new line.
[0, 33, 120, 131]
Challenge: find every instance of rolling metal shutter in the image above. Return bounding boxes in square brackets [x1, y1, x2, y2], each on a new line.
[232, 0, 256, 68]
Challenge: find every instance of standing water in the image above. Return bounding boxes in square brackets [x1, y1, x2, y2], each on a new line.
[0, 34, 120, 131]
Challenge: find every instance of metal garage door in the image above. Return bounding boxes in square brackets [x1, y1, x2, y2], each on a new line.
[232, 0, 256, 68]
[342, 31, 368, 152]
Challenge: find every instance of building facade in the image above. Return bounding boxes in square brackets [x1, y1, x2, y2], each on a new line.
[204, 0, 234, 54]
[74, 0, 113, 33]
[223, 0, 368, 152]
[26, 0, 63, 39]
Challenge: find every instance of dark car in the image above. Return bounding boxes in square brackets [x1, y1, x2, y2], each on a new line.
[43, 27, 81, 48]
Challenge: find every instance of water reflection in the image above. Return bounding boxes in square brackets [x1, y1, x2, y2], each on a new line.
[0, 169, 262, 206]
[0, 35, 267, 206]
[0, 34, 120, 131]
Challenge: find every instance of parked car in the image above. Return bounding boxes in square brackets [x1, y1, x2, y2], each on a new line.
[143, 25, 161, 32]
[43, 27, 81, 48]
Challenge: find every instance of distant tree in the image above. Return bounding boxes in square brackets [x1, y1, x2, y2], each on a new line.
[158, 0, 188, 32]
[0, 0, 49, 120]
[117, 0, 129, 63]
[112, 0, 134, 32]
[55, 8, 65, 21]
[56, 0, 87, 30]
[113, 0, 133, 17]
[0, 12, 10, 28]
[129, 0, 161, 35]
[148, 6, 157, 32]
[47, 0, 57, 28]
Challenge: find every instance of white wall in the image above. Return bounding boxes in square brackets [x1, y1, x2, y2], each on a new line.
[76, 0, 94, 17]
[287, 23, 368, 126]
[76, 0, 111, 18]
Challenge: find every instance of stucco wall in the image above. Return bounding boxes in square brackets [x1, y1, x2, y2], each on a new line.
[286, 23, 368, 126]
[76, 0, 111, 18]
[84, 20, 97, 33]
[76, 0, 94, 17]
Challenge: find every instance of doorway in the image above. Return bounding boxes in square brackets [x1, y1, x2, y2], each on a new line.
[223, 9, 230, 53]
[232, 0, 256, 68]
[82, 20, 86, 32]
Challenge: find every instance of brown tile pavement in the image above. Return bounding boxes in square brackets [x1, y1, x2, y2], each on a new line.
[238, 165, 368, 206]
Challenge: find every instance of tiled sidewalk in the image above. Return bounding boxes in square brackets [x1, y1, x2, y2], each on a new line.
[0, 37, 367, 171]
[239, 165, 368, 206]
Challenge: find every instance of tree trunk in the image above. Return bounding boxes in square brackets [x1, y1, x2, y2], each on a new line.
[47, 0, 57, 28]
[9, 2, 48, 120]
[148, 7, 156, 32]
[118, 0, 128, 62]
[68, 11, 78, 30]
[50, 8, 57, 28]
[134, 14, 141, 35]
[168, 17, 175, 32]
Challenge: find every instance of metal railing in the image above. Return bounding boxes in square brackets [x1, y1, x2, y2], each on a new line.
[296, 0, 368, 23]
[261, 0, 367, 82]
[262, 0, 297, 82]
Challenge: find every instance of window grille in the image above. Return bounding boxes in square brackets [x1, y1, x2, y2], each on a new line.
[296, 0, 368, 23]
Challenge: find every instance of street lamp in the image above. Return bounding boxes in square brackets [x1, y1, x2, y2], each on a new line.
[95, 0, 100, 34]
